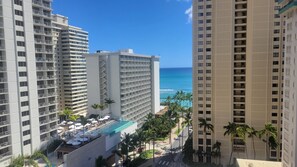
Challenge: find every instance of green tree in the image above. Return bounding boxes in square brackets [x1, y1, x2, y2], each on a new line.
[58, 107, 73, 121]
[212, 141, 221, 165]
[95, 156, 108, 167]
[247, 126, 258, 159]
[121, 133, 135, 163]
[199, 118, 214, 162]
[104, 98, 115, 107]
[223, 122, 238, 165]
[68, 114, 80, 122]
[258, 123, 278, 160]
[182, 107, 192, 137]
[8, 151, 51, 167]
[237, 124, 250, 158]
[80, 116, 88, 144]
[91, 103, 105, 117]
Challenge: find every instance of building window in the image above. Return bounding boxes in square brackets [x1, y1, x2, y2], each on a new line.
[23, 130, 30, 136]
[19, 72, 27, 77]
[15, 20, 24, 26]
[18, 51, 26, 57]
[14, 0, 23, 6]
[21, 111, 29, 116]
[18, 62, 26, 67]
[22, 120, 30, 126]
[15, 10, 23, 16]
[23, 139, 31, 145]
[20, 82, 27, 87]
[16, 31, 24, 36]
[17, 41, 25, 46]
[21, 101, 29, 107]
[20, 91, 28, 97]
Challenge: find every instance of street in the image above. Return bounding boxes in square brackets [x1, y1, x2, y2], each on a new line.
[154, 127, 190, 167]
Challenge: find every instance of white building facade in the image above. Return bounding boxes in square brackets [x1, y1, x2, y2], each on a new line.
[279, 1, 297, 167]
[0, 0, 59, 166]
[85, 49, 160, 127]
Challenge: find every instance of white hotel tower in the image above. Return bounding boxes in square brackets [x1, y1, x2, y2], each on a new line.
[85, 49, 160, 127]
[279, 0, 297, 167]
[0, 0, 58, 166]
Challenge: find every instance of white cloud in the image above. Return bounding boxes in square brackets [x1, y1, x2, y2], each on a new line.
[185, 5, 192, 23]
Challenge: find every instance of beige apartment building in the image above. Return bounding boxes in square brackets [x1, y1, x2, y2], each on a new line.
[279, 1, 297, 167]
[192, 0, 284, 165]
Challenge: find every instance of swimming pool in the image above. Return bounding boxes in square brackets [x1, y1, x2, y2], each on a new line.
[85, 121, 135, 137]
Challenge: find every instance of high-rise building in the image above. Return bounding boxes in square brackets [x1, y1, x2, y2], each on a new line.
[279, 1, 297, 167]
[52, 14, 89, 115]
[0, 0, 58, 166]
[85, 49, 160, 127]
[192, 0, 284, 164]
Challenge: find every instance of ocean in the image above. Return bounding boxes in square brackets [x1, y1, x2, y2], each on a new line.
[160, 67, 192, 102]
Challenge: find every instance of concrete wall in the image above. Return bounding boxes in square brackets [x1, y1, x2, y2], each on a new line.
[64, 136, 109, 167]
[152, 56, 160, 114]
[86, 55, 100, 115]
[108, 54, 121, 119]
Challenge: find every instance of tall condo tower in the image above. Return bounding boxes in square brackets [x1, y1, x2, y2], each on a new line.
[0, 0, 59, 166]
[279, 1, 297, 167]
[192, 0, 284, 164]
[52, 14, 89, 115]
[85, 49, 160, 127]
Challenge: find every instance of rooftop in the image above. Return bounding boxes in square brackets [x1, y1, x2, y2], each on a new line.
[236, 159, 282, 167]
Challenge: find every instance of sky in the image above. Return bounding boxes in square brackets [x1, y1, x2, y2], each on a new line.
[52, 0, 192, 68]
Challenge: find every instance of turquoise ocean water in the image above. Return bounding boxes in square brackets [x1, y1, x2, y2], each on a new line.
[160, 67, 192, 103]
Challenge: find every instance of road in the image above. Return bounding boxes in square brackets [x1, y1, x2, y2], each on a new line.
[154, 127, 190, 167]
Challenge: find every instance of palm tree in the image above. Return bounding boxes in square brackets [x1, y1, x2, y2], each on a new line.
[121, 133, 135, 163]
[104, 98, 115, 107]
[80, 116, 88, 144]
[58, 107, 73, 121]
[236, 124, 250, 158]
[182, 107, 192, 137]
[185, 92, 192, 107]
[212, 141, 221, 165]
[198, 118, 214, 162]
[95, 155, 108, 167]
[91, 104, 101, 116]
[164, 96, 172, 106]
[223, 122, 238, 165]
[68, 114, 80, 122]
[247, 126, 258, 159]
[258, 123, 278, 160]
[9, 151, 51, 167]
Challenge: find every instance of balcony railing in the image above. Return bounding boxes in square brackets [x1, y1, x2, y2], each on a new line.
[0, 131, 9, 136]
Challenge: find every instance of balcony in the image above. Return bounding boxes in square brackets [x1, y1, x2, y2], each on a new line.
[234, 62, 246, 68]
[234, 69, 245, 75]
[234, 104, 245, 110]
[40, 128, 48, 133]
[234, 117, 245, 123]
[40, 120, 47, 125]
[0, 120, 8, 126]
[234, 111, 245, 117]
[33, 0, 42, 6]
[234, 55, 246, 61]
[0, 141, 9, 147]
[0, 131, 9, 136]
[0, 110, 8, 115]
[234, 76, 245, 82]
[234, 90, 245, 96]
[234, 84, 245, 89]
[234, 97, 245, 103]
[0, 100, 8, 104]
